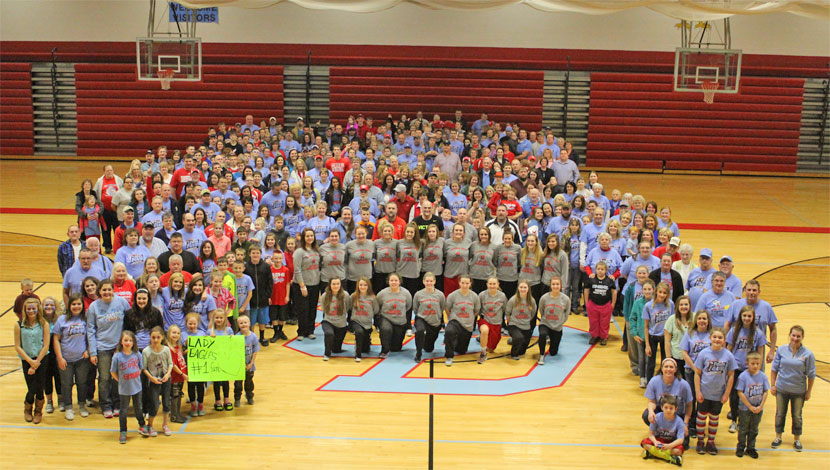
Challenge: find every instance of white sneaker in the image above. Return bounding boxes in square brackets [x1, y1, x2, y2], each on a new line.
[45, 401, 54, 413]
[58, 403, 65, 412]
[445, 358, 453, 366]
[537, 356, 545, 365]
[322, 356, 330, 361]
[406, 329, 413, 337]
[728, 421, 738, 433]
[307, 334, 317, 339]
[65, 408, 75, 421]
[639, 377, 647, 388]
[79, 405, 89, 418]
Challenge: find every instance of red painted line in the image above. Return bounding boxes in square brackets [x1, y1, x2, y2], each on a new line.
[678, 223, 829, 234]
[0, 207, 75, 215]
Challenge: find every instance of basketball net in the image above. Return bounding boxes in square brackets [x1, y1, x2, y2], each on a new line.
[157, 69, 175, 90]
[701, 81, 719, 104]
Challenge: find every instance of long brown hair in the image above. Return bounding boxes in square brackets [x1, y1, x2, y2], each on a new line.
[323, 279, 348, 318]
[673, 295, 692, 331]
[730, 305, 758, 351]
[351, 277, 375, 310]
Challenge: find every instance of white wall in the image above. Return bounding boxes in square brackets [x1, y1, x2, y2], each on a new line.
[1, 0, 828, 56]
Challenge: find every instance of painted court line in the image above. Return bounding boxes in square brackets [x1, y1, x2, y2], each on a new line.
[0, 424, 826, 453]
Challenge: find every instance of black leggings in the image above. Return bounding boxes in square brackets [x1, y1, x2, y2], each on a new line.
[43, 346, 61, 396]
[646, 334, 666, 381]
[213, 381, 229, 401]
[402, 277, 420, 325]
[378, 317, 407, 354]
[21, 360, 46, 403]
[531, 283, 545, 308]
[729, 367, 747, 420]
[292, 283, 321, 337]
[372, 273, 392, 301]
[444, 320, 473, 359]
[350, 321, 372, 358]
[188, 381, 205, 403]
[414, 317, 441, 356]
[508, 326, 533, 357]
[501, 281, 518, 302]
[538, 325, 563, 356]
[471, 278, 488, 295]
[322, 320, 348, 356]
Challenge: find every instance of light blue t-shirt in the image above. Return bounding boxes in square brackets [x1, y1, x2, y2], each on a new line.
[736, 369, 770, 411]
[53, 315, 87, 362]
[87, 297, 130, 353]
[239, 331, 260, 371]
[642, 300, 675, 336]
[110, 351, 143, 396]
[649, 412, 685, 442]
[694, 347, 737, 400]
[694, 290, 736, 328]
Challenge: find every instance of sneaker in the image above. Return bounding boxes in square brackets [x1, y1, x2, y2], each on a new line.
[355, 357, 362, 363]
[198, 403, 205, 416]
[706, 442, 718, 455]
[600, 339, 607, 346]
[727, 411, 733, 420]
[406, 329, 413, 337]
[148, 426, 158, 437]
[260, 340, 270, 347]
[279, 331, 289, 340]
[247, 397, 254, 405]
[103, 409, 113, 419]
[379, 353, 387, 359]
[113, 409, 120, 417]
[45, 401, 54, 414]
[770, 437, 782, 448]
[537, 356, 545, 365]
[307, 334, 317, 340]
[296, 336, 304, 341]
[728, 421, 738, 433]
[322, 356, 330, 361]
[224, 403, 233, 411]
[162, 425, 172, 436]
[478, 353, 487, 364]
[138, 426, 150, 437]
[736, 446, 744, 457]
[234, 399, 241, 408]
[413, 354, 421, 363]
[445, 358, 453, 367]
[639, 377, 647, 388]
[507, 337, 513, 345]
[671, 455, 682, 467]
[190, 403, 199, 417]
[59, 403, 65, 412]
[642, 449, 650, 460]
[588, 337, 597, 345]
[794, 440, 802, 452]
[746, 448, 759, 459]
[696, 441, 705, 455]
[269, 335, 279, 343]
[85, 399, 95, 408]
[512, 355, 520, 361]
[79, 405, 89, 418]
[65, 408, 75, 421]
[214, 403, 224, 411]
[119, 431, 127, 444]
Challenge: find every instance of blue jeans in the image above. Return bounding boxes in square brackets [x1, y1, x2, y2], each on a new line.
[59, 358, 90, 407]
[250, 306, 269, 326]
[775, 391, 804, 435]
[95, 349, 118, 412]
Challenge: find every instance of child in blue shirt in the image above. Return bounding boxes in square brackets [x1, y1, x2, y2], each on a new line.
[233, 315, 260, 407]
[725, 305, 766, 434]
[110, 330, 148, 443]
[692, 328, 737, 456]
[735, 352, 769, 459]
[640, 395, 685, 466]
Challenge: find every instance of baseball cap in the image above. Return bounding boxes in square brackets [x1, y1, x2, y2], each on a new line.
[269, 116, 277, 122]
[528, 155, 536, 161]
[720, 255, 733, 263]
[142, 221, 155, 229]
[495, 171, 504, 177]
[315, 154, 323, 160]
[123, 206, 134, 212]
[360, 184, 369, 191]
[428, 172, 438, 178]
[619, 200, 630, 207]
[669, 237, 681, 246]
[699, 248, 713, 258]
[145, 149, 154, 155]
[462, 156, 471, 162]
[201, 188, 211, 195]
[296, 116, 304, 121]
[395, 184, 407, 193]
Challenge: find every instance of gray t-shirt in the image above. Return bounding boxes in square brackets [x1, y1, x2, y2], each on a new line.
[468, 242, 496, 281]
[506, 297, 537, 330]
[376, 287, 413, 326]
[350, 295, 379, 330]
[374, 239, 398, 274]
[541, 250, 569, 287]
[397, 240, 421, 279]
[319, 243, 347, 283]
[443, 238, 471, 278]
[538, 292, 570, 331]
[142, 345, 172, 379]
[345, 239, 374, 281]
[413, 289, 446, 327]
[493, 243, 521, 282]
[320, 290, 350, 328]
[519, 250, 543, 286]
[293, 247, 321, 286]
[478, 290, 508, 325]
[446, 290, 481, 332]
[420, 238, 444, 275]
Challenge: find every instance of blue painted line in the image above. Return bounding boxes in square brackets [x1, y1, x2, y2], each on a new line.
[181, 430, 426, 443]
[435, 438, 830, 453]
[611, 316, 623, 337]
[179, 415, 190, 432]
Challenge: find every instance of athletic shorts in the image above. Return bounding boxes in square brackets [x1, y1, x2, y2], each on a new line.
[698, 398, 724, 415]
[250, 306, 269, 325]
[269, 304, 289, 322]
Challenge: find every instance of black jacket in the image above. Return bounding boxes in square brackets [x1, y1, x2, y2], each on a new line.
[649, 268, 684, 304]
[244, 260, 273, 308]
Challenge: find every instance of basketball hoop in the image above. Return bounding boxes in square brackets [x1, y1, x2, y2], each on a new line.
[701, 81, 719, 104]
[157, 69, 175, 90]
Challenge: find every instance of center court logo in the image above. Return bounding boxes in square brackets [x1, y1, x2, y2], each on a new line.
[286, 326, 593, 396]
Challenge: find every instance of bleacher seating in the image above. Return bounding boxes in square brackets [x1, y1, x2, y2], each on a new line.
[0, 62, 34, 155]
[587, 73, 803, 173]
[330, 67, 543, 130]
[75, 64, 283, 157]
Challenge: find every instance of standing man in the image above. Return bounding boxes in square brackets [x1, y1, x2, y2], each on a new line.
[57, 224, 83, 277]
[92, 165, 122, 254]
[177, 213, 208, 257]
[551, 149, 580, 192]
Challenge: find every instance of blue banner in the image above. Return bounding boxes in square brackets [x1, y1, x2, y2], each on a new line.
[169, 2, 219, 23]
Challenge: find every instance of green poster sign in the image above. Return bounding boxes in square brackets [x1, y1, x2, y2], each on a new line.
[187, 335, 245, 381]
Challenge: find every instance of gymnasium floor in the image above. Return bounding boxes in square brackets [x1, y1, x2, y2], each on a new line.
[0, 160, 827, 469]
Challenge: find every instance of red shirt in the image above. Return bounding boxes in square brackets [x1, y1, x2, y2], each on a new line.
[113, 279, 136, 306]
[372, 217, 407, 241]
[652, 246, 681, 262]
[502, 199, 522, 217]
[170, 167, 205, 197]
[99, 176, 119, 211]
[209, 287, 236, 312]
[270, 265, 292, 306]
[159, 270, 193, 288]
[170, 344, 187, 383]
[325, 157, 351, 183]
[392, 195, 416, 223]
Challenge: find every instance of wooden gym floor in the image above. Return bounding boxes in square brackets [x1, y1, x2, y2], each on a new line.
[0, 160, 827, 469]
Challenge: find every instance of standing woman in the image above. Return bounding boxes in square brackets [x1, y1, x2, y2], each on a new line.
[319, 278, 350, 361]
[477, 277, 507, 364]
[376, 273, 413, 358]
[469, 227, 496, 294]
[643, 282, 674, 379]
[443, 275, 481, 366]
[184, 277, 217, 332]
[537, 276, 570, 364]
[15, 298, 51, 423]
[443, 224, 471, 297]
[293, 228, 322, 341]
[420, 224, 445, 291]
[541, 234, 569, 296]
[506, 280, 537, 360]
[350, 277, 378, 362]
[161, 272, 186, 330]
[412, 272, 446, 362]
[87, 279, 130, 418]
[493, 231, 521, 300]
[122, 288, 163, 417]
[770, 325, 815, 451]
[397, 223, 422, 333]
[372, 222, 398, 297]
[519, 234, 544, 306]
[664, 295, 692, 379]
[53, 294, 90, 420]
[41, 297, 62, 415]
[344, 225, 374, 295]
[726, 306, 766, 433]
[75, 179, 99, 239]
[319, 229, 347, 286]
[563, 218, 583, 314]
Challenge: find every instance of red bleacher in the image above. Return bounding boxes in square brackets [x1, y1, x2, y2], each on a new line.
[587, 73, 803, 173]
[0, 62, 34, 155]
[75, 63, 284, 157]
[329, 67, 544, 130]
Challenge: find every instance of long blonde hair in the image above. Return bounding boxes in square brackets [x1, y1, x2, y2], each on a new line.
[520, 234, 543, 267]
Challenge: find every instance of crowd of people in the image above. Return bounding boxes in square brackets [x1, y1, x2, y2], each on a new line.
[12, 111, 816, 455]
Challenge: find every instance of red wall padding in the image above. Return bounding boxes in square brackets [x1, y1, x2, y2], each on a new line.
[0, 63, 33, 155]
[587, 73, 804, 173]
[74, 63, 283, 157]
[329, 67, 544, 130]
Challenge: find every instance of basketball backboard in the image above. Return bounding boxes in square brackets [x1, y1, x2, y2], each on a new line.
[674, 47, 742, 94]
[137, 37, 202, 82]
